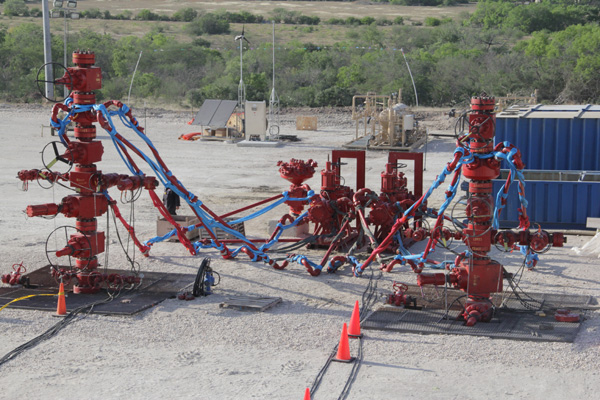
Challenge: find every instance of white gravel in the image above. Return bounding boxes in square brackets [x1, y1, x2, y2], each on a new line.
[0, 103, 598, 400]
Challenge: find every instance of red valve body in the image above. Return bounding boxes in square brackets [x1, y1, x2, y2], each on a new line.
[21, 51, 156, 294]
[278, 159, 316, 215]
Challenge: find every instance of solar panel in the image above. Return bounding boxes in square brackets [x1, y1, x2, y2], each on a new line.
[191, 99, 237, 128]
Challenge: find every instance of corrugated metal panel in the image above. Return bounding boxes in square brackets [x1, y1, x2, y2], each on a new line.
[492, 170, 600, 230]
[496, 113, 600, 171]
[497, 104, 600, 118]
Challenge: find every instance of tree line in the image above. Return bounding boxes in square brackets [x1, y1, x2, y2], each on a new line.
[1, 0, 600, 107]
[2, 2, 407, 28]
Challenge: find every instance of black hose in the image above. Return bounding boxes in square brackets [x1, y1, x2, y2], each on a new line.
[0, 294, 116, 368]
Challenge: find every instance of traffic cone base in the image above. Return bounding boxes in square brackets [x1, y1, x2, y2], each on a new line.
[348, 300, 363, 338]
[332, 355, 356, 363]
[56, 282, 67, 316]
[332, 323, 355, 363]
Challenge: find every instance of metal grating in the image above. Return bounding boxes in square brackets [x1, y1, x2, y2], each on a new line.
[362, 289, 595, 343]
[362, 307, 584, 342]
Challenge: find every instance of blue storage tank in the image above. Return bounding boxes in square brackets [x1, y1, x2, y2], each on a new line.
[495, 105, 600, 171]
[492, 170, 600, 230]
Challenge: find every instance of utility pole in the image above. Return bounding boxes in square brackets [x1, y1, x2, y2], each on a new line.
[42, 0, 54, 100]
[51, 1, 79, 98]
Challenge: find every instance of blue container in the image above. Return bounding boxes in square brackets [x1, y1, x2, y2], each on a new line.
[492, 170, 600, 230]
[496, 105, 600, 171]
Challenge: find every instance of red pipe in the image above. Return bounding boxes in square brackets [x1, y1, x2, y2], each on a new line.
[266, 214, 295, 244]
[107, 197, 151, 256]
[219, 194, 284, 219]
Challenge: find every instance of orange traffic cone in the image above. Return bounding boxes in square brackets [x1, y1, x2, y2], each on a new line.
[348, 300, 363, 338]
[303, 387, 311, 400]
[56, 282, 67, 316]
[333, 323, 355, 363]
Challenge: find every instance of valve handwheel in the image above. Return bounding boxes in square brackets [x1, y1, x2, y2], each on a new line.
[35, 62, 73, 103]
[432, 225, 455, 249]
[45, 226, 93, 272]
[494, 230, 516, 252]
[42, 141, 75, 174]
[392, 281, 408, 293]
[529, 228, 552, 254]
[450, 195, 493, 238]
[33, 142, 75, 190]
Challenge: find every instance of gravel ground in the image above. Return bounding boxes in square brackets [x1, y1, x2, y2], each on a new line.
[0, 103, 599, 400]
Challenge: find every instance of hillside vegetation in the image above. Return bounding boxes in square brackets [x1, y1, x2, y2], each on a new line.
[0, 0, 599, 108]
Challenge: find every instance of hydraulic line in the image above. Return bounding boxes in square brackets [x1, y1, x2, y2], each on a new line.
[0, 293, 117, 368]
[0, 294, 55, 312]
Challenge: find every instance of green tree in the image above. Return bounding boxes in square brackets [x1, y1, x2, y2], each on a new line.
[337, 64, 365, 88]
[326, 18, 344, 25]
[361, 24, 384, 47]
[424, 17, 442, 27]
[82, 8, 102, 19]
[186, 13, 230, 35]
[469, 0, 515, 30]
[345, 17, 361, 26]
[315, 86, 353, 106]
[3, 0, 28, 16]
[29, 7, 42, 17]
[111, 36, 142, 77]
[360, 16, 376, 26]
[115, 10, 133, 20]
[246, 72, 268, 101]
[136, 9, 161, 21]
[0, 23, 46, 100]
[298, 15, 320, 25]
[173, 8, 198, 22]
[270, 8, 302, 24]
[133, 72, 161, 97]
[518, 24, 600, 102]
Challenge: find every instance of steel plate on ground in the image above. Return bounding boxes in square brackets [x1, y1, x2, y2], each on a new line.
[0, 265, 197, 315]
[219, 295, 282, 312]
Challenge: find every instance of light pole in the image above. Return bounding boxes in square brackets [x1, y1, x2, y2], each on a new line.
[51, 0, 79, 98]
[42, 0, 54, 100]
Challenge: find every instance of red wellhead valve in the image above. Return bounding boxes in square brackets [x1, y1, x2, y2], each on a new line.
[387, 282, 417, 308]
[1, 262, 29, 286]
